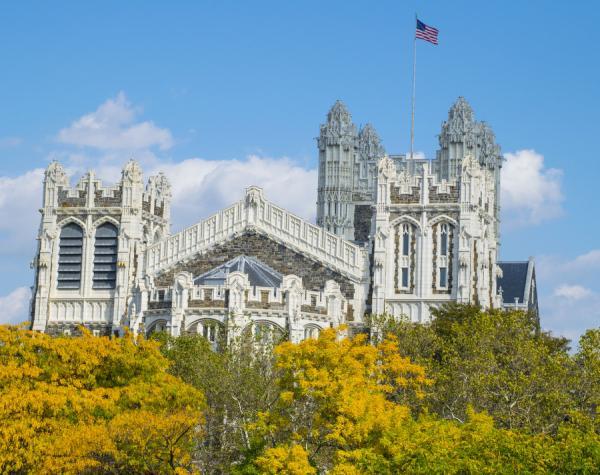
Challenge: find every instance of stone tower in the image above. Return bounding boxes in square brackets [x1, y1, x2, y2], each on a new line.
[316, 101, 385, 243]
[316, 100, 358, 241]
[30, 160, 171, 336]
[436, 97, 503, 242]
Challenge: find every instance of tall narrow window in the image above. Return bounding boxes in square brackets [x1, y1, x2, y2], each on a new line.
[398, 223, 413, 291]
[441, 224, 448, 256]
[93, 223, 118, 289]
[440, 267, 448, 287]
[402, 224, 410, 256]
[57, 223, 83, 289]
[401, 268, 409, 288]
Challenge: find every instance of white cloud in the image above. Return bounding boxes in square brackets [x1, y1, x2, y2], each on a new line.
[501, 149, 563, 226]
[0, 136, 22, 148]
[154, 155, 317, 230]
[57, 92, 173, 151]
[0, 286, 31, 325]
[0, 168, 44, 255]
[536, 249, 600, 346]
[553, 284, 594, 300]
[570, 250, 600, 270]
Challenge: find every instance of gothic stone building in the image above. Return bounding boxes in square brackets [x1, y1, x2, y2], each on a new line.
[29, 97, 538, 342]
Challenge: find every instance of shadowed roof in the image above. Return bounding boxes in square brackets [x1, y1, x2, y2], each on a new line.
[497, 261, 529, 304]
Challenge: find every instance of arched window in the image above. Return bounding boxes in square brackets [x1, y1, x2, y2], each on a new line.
[304, 326, 320, 340]
[57, 223, 83, 289]
[93, 223, 118, 289]
[147, 320, 167, 337]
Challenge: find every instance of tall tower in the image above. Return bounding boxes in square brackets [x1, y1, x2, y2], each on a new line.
[316, 101, 385, 243]
[436, 97, 503, 308]
[437, 97, 503, 237]
[316, 101, 358, 240]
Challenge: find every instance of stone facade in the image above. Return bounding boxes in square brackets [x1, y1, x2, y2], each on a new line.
[29, 97, 538, 341]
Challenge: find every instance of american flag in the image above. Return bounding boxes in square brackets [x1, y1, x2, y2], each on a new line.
[415, 19, 439, 45]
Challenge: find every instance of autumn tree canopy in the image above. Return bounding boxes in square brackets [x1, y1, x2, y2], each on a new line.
[1, 305, 599, 474]
[0, 326, 204, 474]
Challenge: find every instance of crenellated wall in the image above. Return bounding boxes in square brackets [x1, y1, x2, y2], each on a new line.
[30, 160, 172, 335]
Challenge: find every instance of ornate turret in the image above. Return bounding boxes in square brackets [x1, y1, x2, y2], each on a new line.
[316, 101, 358, 240]
[321, 100, 356, 141]
[437, 97, 502, 180]
[358, 124, 385, 162]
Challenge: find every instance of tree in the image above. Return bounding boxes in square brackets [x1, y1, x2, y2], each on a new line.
[0, 325, 204, 474]
[247, 328, 429, 472]
[574, 329, 600, 422]
[157, 331, 281, 473]
[370, 305, 578, 433]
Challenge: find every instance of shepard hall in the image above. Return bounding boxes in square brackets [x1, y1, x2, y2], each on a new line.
[29, 98, 539, 342]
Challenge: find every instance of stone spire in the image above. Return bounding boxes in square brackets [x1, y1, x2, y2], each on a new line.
[358, 123, 385, 161]
[325, 100, 354, 136]
[318, 100, 357, 149]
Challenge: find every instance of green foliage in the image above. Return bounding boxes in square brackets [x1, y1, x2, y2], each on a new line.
[370, 305, 583, 433]
[157, 331, 280, 473]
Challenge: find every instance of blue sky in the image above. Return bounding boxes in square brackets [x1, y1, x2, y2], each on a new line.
[0, 0, 598, 343]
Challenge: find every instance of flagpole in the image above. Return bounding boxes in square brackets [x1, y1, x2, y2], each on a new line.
[410, 13, 417, 160]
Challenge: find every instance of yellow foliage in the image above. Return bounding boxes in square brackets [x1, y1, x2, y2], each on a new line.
[252, 328, 429, 469]
[0, 325, 204, 474]
[255, 444, 316, 475]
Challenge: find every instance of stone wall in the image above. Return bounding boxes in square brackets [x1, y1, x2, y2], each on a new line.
[154, 231, 356, 298]
[58, 188, 87, 207]
[45, 323, 113, 337]
[353, 205, 372, 243]
[391, 185, 420, 204]
[95, 187, 122, 207]
[429, 185, 459, 203]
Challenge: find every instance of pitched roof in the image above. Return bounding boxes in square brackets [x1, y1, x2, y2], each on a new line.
[497, 261, 529, 304]
[193, 255, 282, 287]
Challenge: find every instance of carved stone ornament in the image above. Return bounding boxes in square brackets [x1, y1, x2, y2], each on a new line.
[462, 152, 479, 175]
[377, 155, 396, 179]
[45, 161, 69, 186]
[245, 186, 264, 207]
[122, 160, 143, 184]
[147, 172, 172, 199]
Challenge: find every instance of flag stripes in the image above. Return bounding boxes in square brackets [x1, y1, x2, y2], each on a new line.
[416, 19, 439, 45]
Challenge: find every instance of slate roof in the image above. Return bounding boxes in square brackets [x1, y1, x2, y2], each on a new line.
[497, 261, 529, 304]
[193, 255, 283, 287]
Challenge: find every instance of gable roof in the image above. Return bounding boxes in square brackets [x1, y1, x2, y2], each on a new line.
[144, 186, 367, 282]
[194, 255, 282, 287]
